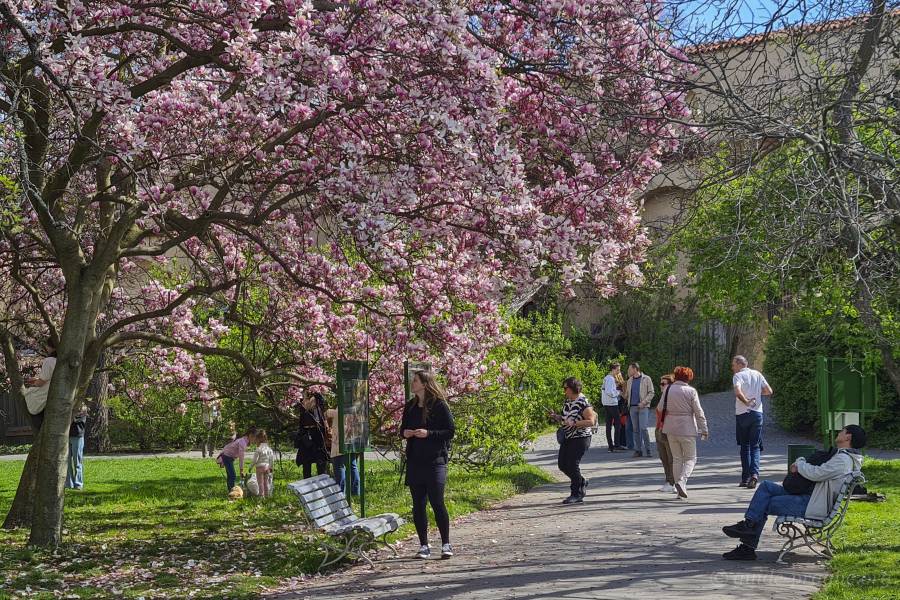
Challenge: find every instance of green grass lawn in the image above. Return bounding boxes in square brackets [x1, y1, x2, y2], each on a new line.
[815, 459, 900, 600]
[0, 457, 552, 599]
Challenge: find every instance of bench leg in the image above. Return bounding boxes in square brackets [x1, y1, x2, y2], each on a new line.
[318, 534, 358, 571]
[775, 523, 804, 564]
[380, 532, 400, 558]
[775, 523, 833, 563]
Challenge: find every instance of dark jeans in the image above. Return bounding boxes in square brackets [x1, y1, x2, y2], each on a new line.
[741, 480, 811, 549]
[409, 465, 450, 546]
[557, 435, 591, 496]
[603, 405, 622, 449]
[624, 412, 635, 449]
[222, 455, 237, 491]
[301, 461, 328, 479]
[736, 411, 764, 482]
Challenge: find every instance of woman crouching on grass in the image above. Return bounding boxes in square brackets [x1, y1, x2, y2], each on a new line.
[401, 370, 455, 560]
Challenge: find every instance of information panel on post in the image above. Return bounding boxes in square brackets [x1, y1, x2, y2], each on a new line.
[336, 360, 370, 454]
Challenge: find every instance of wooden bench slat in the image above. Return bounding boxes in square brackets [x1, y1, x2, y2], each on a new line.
[289, 476, 336, 493]
[293, 485, 343, 503]
[313, 505, 356, 527]
[304, 493, 350, 513]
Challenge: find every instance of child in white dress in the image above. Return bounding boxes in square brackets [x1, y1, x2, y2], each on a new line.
[251, 430, 276, 497]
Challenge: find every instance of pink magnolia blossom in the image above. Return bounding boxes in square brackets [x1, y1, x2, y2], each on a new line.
[0, 0, 688, 417]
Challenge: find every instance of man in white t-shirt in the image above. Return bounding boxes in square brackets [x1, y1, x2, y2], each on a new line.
[600, 363, 623, 452]
[731, 355, 773, 489]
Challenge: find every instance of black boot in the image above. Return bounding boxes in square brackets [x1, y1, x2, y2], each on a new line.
[723, 544, 757, 561]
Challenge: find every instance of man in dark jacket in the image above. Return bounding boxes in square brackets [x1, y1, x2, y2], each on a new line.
[66, 404, 88, 489]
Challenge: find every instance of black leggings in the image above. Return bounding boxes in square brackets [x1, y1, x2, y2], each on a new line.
[301, 461, 328, 479]
[558, 436, 591, 496]
[409, 480, 450, 546]
[603, 405, 622, 449]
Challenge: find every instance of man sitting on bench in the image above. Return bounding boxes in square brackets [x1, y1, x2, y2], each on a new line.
[721, 425, 866, 560]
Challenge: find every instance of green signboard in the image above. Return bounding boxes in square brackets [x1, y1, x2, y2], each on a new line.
[336, 360, 369, 454]
[816, 356, 878, 447]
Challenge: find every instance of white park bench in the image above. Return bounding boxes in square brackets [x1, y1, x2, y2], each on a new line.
[288, 475, 405, 570]
[773, 472, 865, 563]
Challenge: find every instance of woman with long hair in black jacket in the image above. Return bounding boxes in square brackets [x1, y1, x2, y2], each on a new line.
[400, 370, 455, 560]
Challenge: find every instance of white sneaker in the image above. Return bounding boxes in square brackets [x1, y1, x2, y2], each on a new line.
[658, 483, 674, 493]
[415, 545, 431, 559]
[441, 543, 454, 558]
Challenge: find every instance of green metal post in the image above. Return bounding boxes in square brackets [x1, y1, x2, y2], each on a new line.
[359, 451, 366, 518]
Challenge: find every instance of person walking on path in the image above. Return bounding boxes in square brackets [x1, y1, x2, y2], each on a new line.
[293, 391, 331, 479]
[401, 370, 456, 560]
[601, 363, 624, 452]
[654, 374, 676, 493]
[626, 363, 654, 458]
[732, 355, 773, 489]
[661, 366, 709, 499]
[66, 403, 87, 489]
[550, 377, 597, 505]
[721, 425, 865, 560]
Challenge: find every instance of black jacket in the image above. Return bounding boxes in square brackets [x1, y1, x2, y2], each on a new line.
[400, 399, 455, 465]
[69, 414, 87, 438]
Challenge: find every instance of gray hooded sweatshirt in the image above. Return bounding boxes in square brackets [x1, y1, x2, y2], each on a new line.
[795, 448, 863, 521]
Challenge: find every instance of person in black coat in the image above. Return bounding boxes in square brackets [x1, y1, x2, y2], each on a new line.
[401, 370, 455, 560]
[292, 391, 330, 478]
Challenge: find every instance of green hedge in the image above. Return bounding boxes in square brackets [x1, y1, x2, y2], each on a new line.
[764, 312, 900, 449]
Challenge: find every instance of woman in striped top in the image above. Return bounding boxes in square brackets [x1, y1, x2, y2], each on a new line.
[549, 377, 597, 504]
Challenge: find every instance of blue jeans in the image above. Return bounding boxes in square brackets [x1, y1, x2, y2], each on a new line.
[66, 436, 84, 489]
[332, 454, 360, 496]
[736, 411, 764, 481]
[624, 412, 635, 449]
[630, 406, 651, 455]
[222, 455, 237, 491]
[742, 480, 811, 549]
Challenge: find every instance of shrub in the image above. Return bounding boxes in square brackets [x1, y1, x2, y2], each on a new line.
[764, 311, 900, 448]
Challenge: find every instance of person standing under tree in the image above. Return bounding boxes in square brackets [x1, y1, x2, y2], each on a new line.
[732, 355, 773, 489]
[401, 370, 456, 560]
[200, 394, 221, 458]
[626, 363, 654, 458]
[23, 337, 57, 430]
[293, 391, 330, 479]
[66, 403, 87, 490]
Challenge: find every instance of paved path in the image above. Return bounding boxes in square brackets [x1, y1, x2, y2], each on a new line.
[268, 392, 896, 600]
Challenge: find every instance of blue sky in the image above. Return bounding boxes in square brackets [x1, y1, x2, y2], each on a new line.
[665, 0, 875, 42]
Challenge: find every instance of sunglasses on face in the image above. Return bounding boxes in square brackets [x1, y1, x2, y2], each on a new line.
[660, 382, 668, 386]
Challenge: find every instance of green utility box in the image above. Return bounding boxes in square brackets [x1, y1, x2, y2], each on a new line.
[787, 444, 817, 472]
[816, 357, 878, 447]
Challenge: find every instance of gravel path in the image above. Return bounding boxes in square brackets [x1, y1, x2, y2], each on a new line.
[268, 391, 896, 600]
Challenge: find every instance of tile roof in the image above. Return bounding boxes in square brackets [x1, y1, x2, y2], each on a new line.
[688, 9, 900, 54]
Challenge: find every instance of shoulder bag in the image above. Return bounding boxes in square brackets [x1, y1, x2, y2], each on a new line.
[657, 385, 671, 429]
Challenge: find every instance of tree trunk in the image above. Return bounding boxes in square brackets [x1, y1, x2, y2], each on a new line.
[85, 357, 110, 453]
[852, 283, 900, 399]
[27, 301, 99, 546]
[2, 437, 41, 529]
[27, 368, 76, 546]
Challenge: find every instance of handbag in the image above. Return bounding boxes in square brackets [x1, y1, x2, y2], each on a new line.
[556, 427, 566, 444]
[657, 386, 671, 430]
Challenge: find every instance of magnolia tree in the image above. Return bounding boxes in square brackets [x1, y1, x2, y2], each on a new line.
[0, 0, 687, 545]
